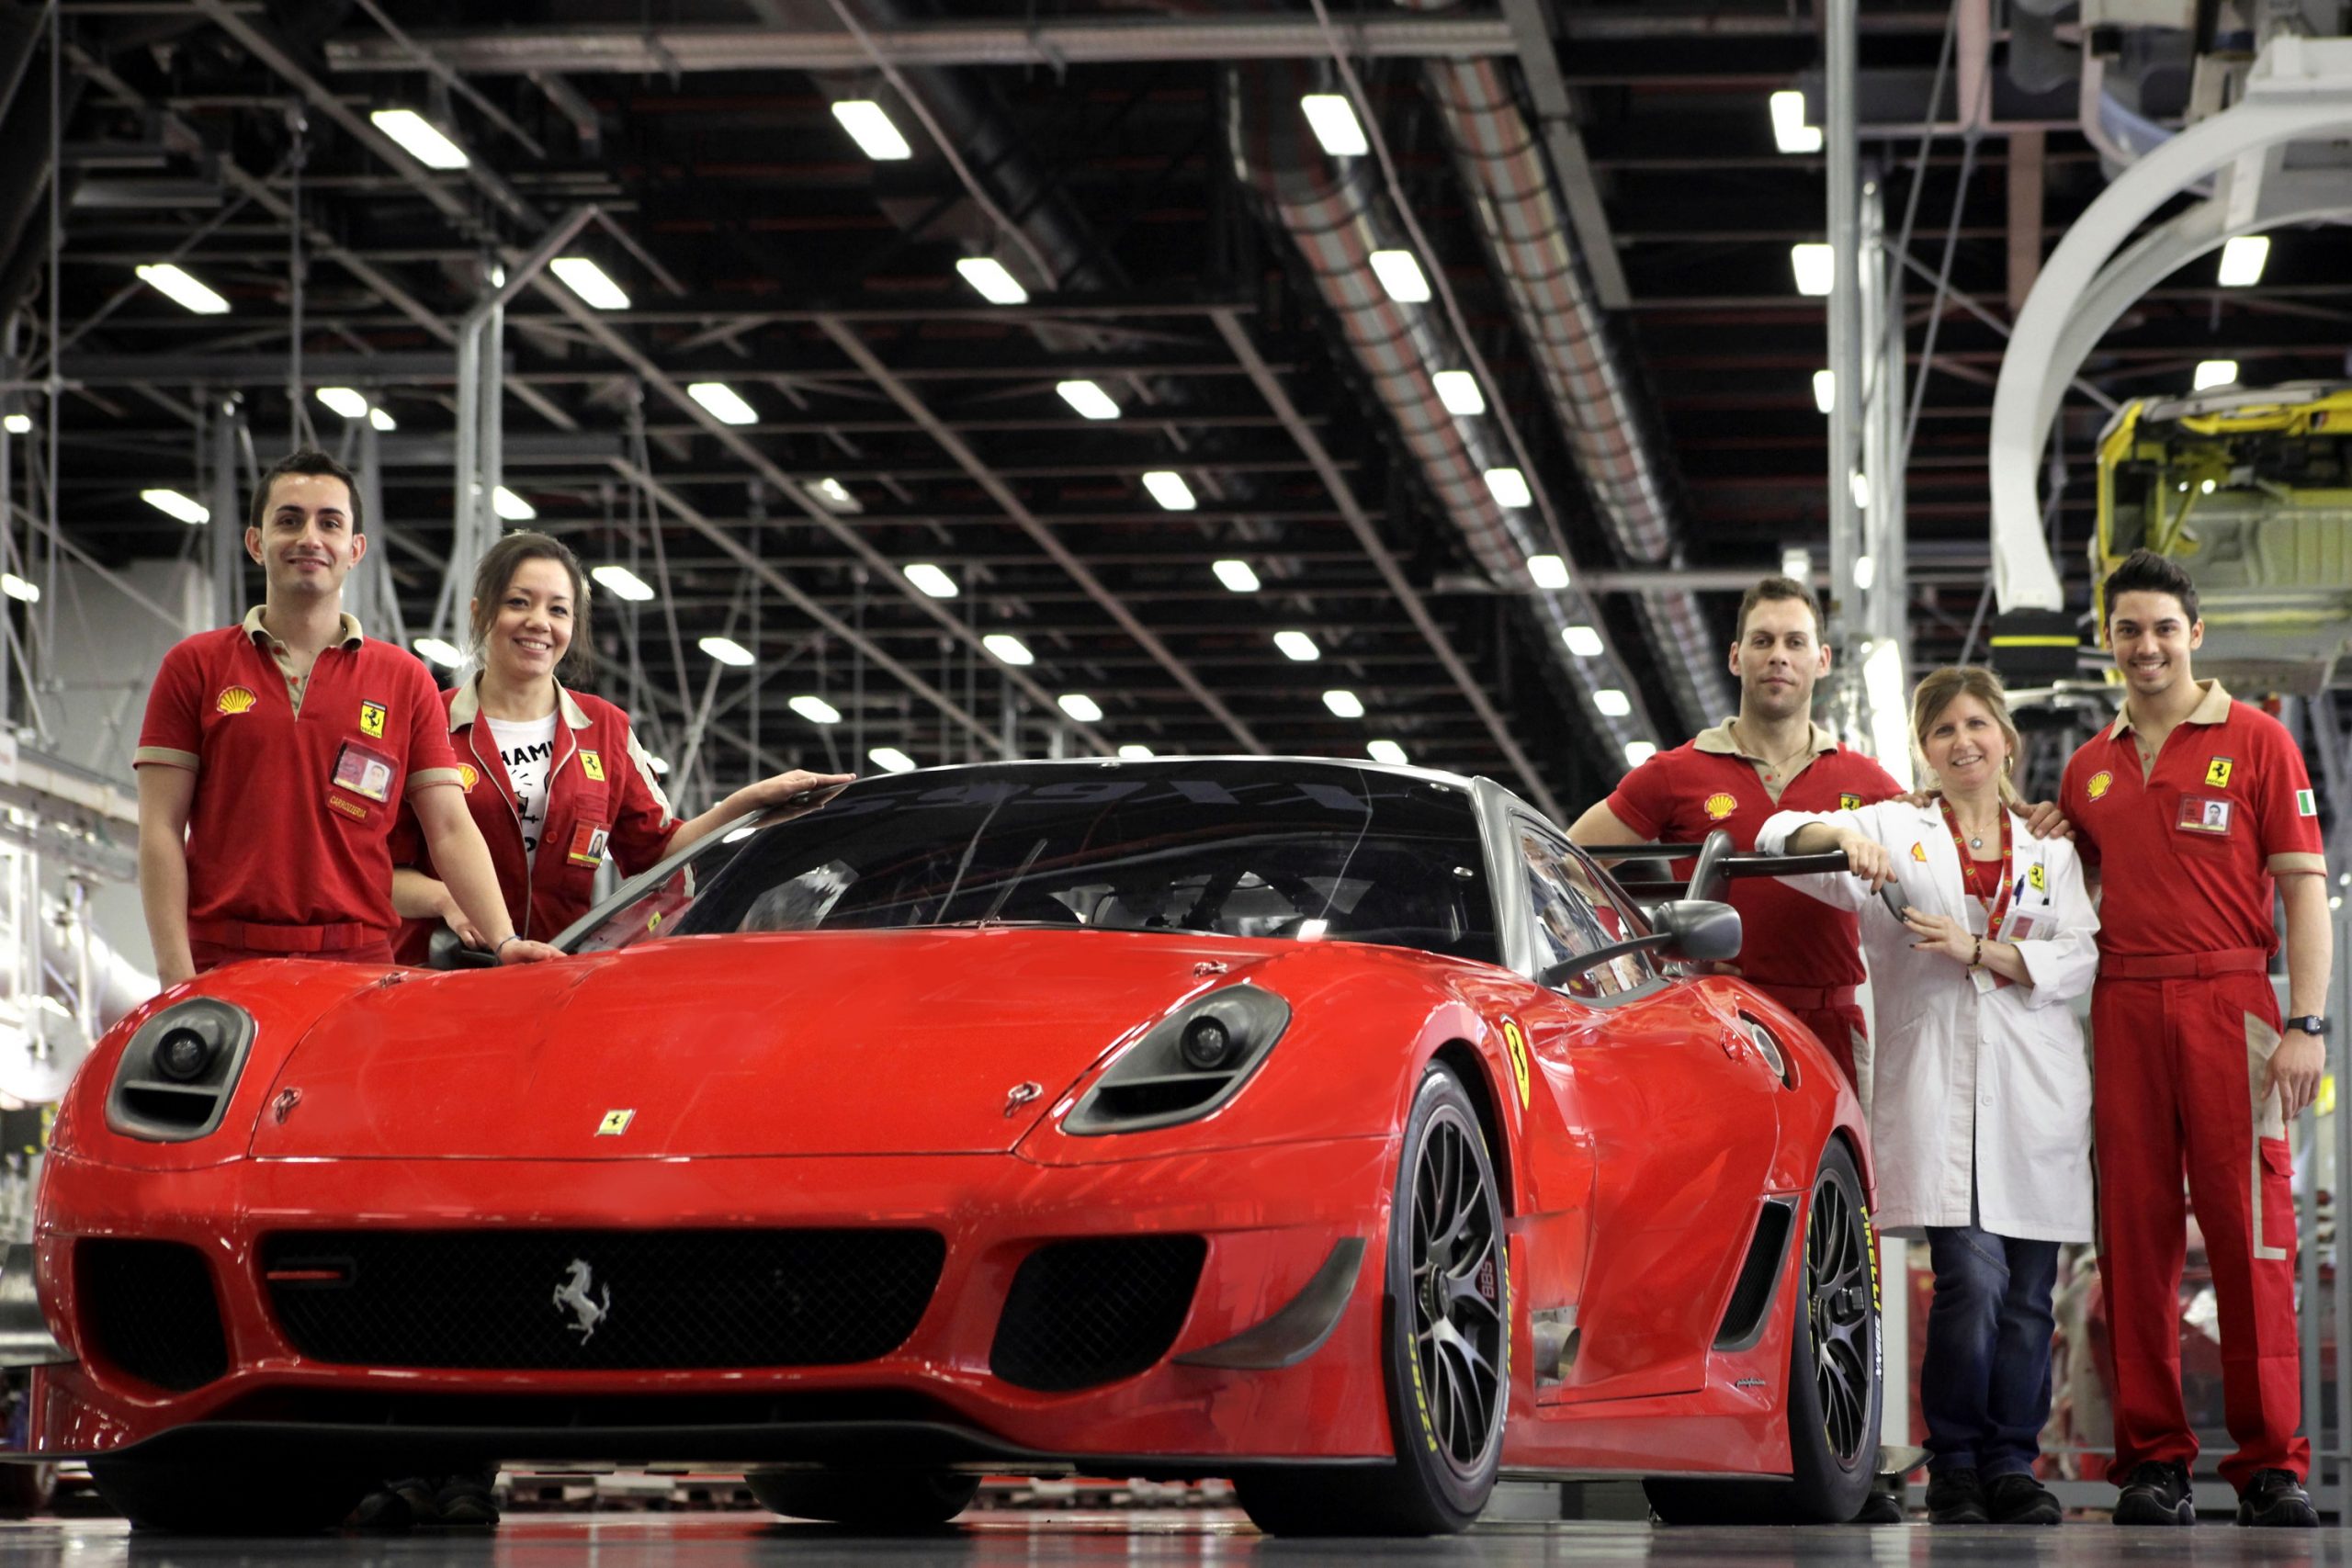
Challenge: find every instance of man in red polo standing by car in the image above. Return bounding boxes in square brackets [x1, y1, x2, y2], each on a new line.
[2059, 548, 2330, 1529]
[1569, 576, 1902, 1089]
[134, 448, 558, 985]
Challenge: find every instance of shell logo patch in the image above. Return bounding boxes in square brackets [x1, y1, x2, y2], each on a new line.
[1702, 791, 1737, 821]
[595, 1109, 635, 1136]
[1499, 1018, 1531, 1110]
[2205, 756, 2233, 789]
[457, 762, 479, 792]
[2087, 770, 2113, 801]
[1839, 793, 1862, 810]
[580, 750, 605, 783]
[1910, 841, 1928, 863]
[215, 685, 258, 716]
[2028, 863, 2046, 892]
[358, 699, 386, 739]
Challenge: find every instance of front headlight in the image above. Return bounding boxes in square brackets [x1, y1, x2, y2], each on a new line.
[106, 998, 257, 1142]
[1063, 984, 1291, 1135]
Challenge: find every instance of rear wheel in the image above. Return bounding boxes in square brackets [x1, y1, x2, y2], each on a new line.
[746, 1468, 980, 1529]
[1234, 1062, 1507, 1536]
[89, 1455, 368, 1533]
[1645, 1139, 1882, 1525]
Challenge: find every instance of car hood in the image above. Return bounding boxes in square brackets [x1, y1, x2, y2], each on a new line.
[248, 928, 1282, 1159]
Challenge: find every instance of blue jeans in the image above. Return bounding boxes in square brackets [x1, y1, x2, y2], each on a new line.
[1921, 1224, 2062, 1478]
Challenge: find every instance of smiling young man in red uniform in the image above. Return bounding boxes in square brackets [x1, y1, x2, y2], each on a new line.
[1569, 576, 1903, 1088]
[2058, 549, 2330, 1529]
[133, 449, 559, 986]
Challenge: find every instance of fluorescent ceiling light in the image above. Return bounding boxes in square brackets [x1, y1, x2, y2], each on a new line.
[592, 563, 656, 603]
[1527, 553, 1570, 590]
[809, 477, 861, 513]
[1431, 370, 1485, 416]
[982, 633, 1034, 666]
[1769, 90, 1823, 154]
[2194, 358, 2239, 390]
[141, 488, 209, 525]
[869, 746, 917, 774]
[1864, 637, 1915, 791]
[1791, 243, 1835, 297]
[1593, 688, 1633, 717]
[1300, 94, 1370, 157]
[1561, 625, 1603, 658]
[550, 255, 630, 310]
[1368, 249, 1431, 304]
[369, 107, 469, 170]
[1057, 693, 1104, 723]
[1853, 553, 1876, 590]
[789, 694, 842, 724]
[687, 381, 758, 425]
[1057, 379, 1120, 420]
[1781, 547, 1813, 581]
[1813, 369, 1835, 413]
[368, 407, 396, 432]
[1623, 740, 1657, 766]
[1117, 743, 1155, 760]
[700, 635, 756, 668]
[1141, 470, 1196, 511]
[903, 562, 959, 599]
[1, 574, 39, 604]
[3, 414, 29, 434]
[1484, 468, 1532, 509]
[1323, 689, 1365, 718]
[314, 387, 368, 420]
[1273, 630, 1320, 661]
[412, 636, 461, 668]
[1849, 470, 1871, 511]
[955, 256, 1027, 305]
[492, 486, 536, 521]
[831, 99, 912, 161]
[1212, 559, 1260, 592]
[1366, 739, 1408, 766]
[2217, 234, 2269, 288]
[135, 263, 229, 315]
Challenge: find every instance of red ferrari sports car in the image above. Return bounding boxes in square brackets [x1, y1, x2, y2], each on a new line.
[5, 757, 1880, 1533]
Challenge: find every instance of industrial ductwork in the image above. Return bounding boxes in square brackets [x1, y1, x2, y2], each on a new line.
[1231, 61, 1655, 756]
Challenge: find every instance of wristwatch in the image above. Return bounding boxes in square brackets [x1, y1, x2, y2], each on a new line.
[2286, 1015, 2329, 1038]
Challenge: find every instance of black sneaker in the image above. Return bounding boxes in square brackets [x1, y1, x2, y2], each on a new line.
[351, 1476, 437, 1529]
[2113, 1461, 2195, 1526]
[1984, 1472, 2062, 1525]
[431, 1474, 501, 1529]
[2235, 1469, 2317, 1529]
[1926, 1467, 1988, 1525]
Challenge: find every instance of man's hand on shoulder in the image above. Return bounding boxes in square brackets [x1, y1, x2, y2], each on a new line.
[2019, 799, 2075, 840]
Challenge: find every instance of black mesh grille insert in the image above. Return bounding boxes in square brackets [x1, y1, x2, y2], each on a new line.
[263, 1229, 944, 1371]
[989, 1235, 1205, 1393]
[79, 1238, 229, 1393]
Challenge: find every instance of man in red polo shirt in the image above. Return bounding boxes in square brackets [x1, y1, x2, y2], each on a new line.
[2059, 548, 2329, 1529]
[134, 448, 559, 985]
[1569, 576, 1902, 1088]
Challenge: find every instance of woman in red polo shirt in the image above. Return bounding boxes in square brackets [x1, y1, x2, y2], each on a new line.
[390, 531, 851, 960]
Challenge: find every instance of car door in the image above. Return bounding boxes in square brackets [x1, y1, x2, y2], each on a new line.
[1510, 822, 1786, 1403]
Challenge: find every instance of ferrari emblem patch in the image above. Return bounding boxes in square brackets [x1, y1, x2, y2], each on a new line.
[1910, 841, 1928, 863]
[2205, 756, 2233, 789]
[1499, 1018, 1531, 1110]
[2028, 863, 2046, 892]
[358, 699, 386, 739]
[2299, 788, 2318, 818]
[2087, 770, 2113, 801]
[457, 762, 479, 792]
[580, 749, 605, 782]
[1839, 793, 1861, 811]
[595, 1109, 634, 1136]
[215, 684, 257, 716]
[1702, 791, 1737, 822]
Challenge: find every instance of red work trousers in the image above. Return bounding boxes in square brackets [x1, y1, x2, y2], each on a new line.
[2091, 961, 2306, 1488]
[1755, 986, 1866, 1093]
[191, 939, 396, 973]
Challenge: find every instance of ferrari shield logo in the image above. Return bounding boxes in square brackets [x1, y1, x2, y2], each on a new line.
[1499, 1019, 1531, 1110]
[595, 1108, 634, 1135]
[358, 699, 386, 739]
[2205, 757, 2233, 789]
[1839, 793, 1861, 810]
[2029, 863, 2046, 892]
[1702, 791, 1737, 821]
[580, 750, 605, 782]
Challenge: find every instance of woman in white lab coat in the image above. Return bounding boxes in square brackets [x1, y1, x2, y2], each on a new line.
[1758, 665, 2096, 1528]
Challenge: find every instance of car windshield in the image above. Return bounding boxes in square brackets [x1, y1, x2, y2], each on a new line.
[564, 761, 1498, 964]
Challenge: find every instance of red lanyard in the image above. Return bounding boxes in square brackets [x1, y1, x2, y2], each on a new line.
[1939, 800, 2014, 939]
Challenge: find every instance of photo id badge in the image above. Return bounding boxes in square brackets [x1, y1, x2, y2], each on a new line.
[2177, 795, 2233, 835]
[567, 819, 610, 868]
[331, 739, 397, 804]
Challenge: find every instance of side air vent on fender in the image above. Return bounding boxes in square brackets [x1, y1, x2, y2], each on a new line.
[1713, 1197, 1797, 1352]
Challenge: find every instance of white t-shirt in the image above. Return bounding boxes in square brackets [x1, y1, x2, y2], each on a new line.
[486, 711, 561, 866]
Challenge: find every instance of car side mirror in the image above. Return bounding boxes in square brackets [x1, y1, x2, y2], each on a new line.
[1651, 898, 1742, 964]
[426, 926, 502, 972]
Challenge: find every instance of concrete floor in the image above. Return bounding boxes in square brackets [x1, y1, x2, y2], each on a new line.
[0, 1513, 2347, 1567]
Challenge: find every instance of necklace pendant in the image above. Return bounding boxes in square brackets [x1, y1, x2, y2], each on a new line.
[1969, 835, 1984, 849]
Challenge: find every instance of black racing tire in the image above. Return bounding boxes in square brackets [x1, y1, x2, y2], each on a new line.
[1645, 1138, 1883, 1525]
[88, 1455, 368, 1534]
[746, 1468, 980, 1529]
[1234, 1062, 1507, 1537]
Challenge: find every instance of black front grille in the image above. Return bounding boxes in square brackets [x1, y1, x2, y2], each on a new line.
[989, 1235, 1205, 1393]
[263, 1229, 944, 1371]
[79, 1238, 230, 1393]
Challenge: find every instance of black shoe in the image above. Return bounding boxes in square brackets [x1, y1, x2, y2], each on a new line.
[2235, 1469, 2316, 1529]
[431, 1475, 501, 1529]
[1926, 1468, 1988, 1525]
[2113, 1461, 2195, 1526]
[351, 1477, 437, 1529]
[1852, 1484, 1906, 1524]
[1984, 1472, 2062, 1526]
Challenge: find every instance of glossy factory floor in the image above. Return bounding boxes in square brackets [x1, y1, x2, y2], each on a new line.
[0, 1510, 2350, 1565]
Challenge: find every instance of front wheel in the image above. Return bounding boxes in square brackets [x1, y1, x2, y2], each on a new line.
[746, 1468, 980, 1529]
[1234, 1062, 1507, 1536]
[1646, 1138, 1882, 1524]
